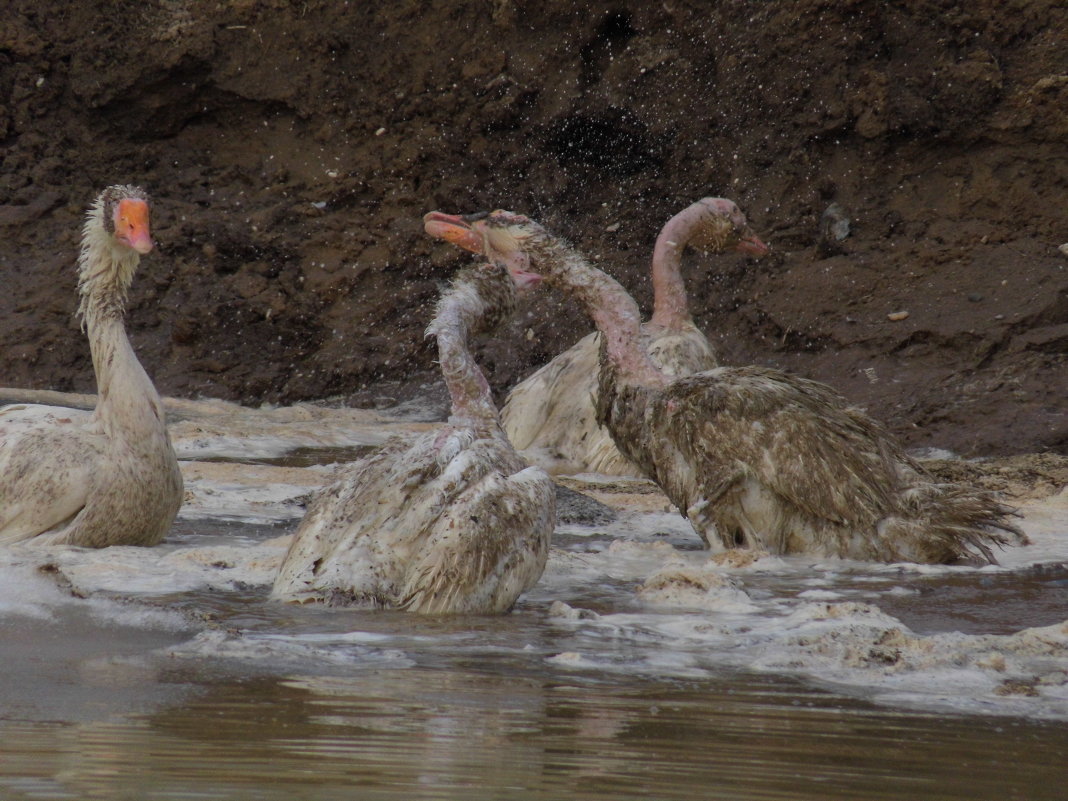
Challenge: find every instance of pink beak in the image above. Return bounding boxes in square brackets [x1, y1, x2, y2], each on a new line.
[736, 232, 769, 257]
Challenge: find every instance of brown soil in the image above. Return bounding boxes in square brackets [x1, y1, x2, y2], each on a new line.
[1, 1, 1065, 457]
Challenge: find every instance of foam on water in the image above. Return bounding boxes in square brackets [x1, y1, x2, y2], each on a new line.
[0, 558, 191, 632]
[167, 401, 434, 462]
[21, 537, 292, 597]
[180, 467, 322, 523]
[8, 482, 1066, 721]
[0, 563, 69, 620]
[532, 491, 1068, 720]
[166, 629, 417, 668]
[2, 398, 1065, 724]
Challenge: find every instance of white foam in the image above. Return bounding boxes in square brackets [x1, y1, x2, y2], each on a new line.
[180, 474, 314, 523]
[165, 629, 416, 668]
[168, 403, 433, 461]
[0, 557, 190, 631]
[0, 563, 68, 620]
[43, 539, 290, 597]
[533, 488, 1068, 719]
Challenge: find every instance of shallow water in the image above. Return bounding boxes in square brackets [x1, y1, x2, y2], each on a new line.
[3, 660, 1067, 801]
[3, 568, 1068, 801]
[1, 401, 1066, 799]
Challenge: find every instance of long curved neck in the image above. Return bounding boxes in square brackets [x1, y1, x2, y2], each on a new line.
[78, 213, 165, 434]
[539, 239, 669, 388]
[427, 279, 499, 428]
[649, 202, 716, 329]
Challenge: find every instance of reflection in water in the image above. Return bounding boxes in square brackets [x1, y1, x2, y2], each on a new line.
[0, 666, 1066, 800]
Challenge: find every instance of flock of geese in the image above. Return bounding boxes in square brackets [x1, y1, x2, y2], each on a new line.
[0, 185, 1026, 614]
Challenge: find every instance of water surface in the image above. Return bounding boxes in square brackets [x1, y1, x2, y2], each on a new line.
[1, 403, 1065, 800]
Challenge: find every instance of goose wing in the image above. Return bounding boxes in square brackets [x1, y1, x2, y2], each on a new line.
[661, 366, 906, 529]
[0, 409, 101, 544]
[400, 460, 555, 614]
[500, 332, 600, 452]
[645, 323, 718, 377]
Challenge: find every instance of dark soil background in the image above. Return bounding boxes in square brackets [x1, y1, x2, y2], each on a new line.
[1, 0, 1065, 457]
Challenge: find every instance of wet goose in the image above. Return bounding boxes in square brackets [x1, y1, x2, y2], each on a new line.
[494, 198, 767, 476]
[423, 209, 1025, 564]
[271, 262, 555, 613]
[0, 185, 183, 547]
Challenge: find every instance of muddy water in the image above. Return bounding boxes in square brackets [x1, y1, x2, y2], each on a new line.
[1, 399, 1066, 800]
[2, 588, 1067, 801]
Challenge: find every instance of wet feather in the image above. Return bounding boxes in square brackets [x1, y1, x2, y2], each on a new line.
[272, 264, 556, 613]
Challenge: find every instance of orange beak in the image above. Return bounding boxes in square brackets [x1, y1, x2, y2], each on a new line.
[113, 198, 153, 254]
[423, 211, 485, 254]
[735, 230, 769, 257]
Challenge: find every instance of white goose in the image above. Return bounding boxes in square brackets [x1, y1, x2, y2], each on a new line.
[272, 262, 555, 613]
[493, 198, 767, 476]
[0, 185, 183, 547]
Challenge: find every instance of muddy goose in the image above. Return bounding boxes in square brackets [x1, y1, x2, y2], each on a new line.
[423, 209, 1024, 564]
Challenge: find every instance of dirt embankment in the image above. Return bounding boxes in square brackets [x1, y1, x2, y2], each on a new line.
[1, 1, 1065, 456]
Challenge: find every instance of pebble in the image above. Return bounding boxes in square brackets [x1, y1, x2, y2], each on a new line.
[605, 222, 620, 233]
[1058, 243, 1068, 257]
[887, 311, 909, 321]
[821, 203, 851, 241]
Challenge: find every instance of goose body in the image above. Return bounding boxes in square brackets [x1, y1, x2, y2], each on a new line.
[271, 264, 555, 613]
[499, 198, 766, 476]
[423, 209, 1025, 564]
[0, 185, 183, 548]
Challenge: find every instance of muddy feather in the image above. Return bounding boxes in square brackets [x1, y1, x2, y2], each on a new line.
[272, 263, 555, 613]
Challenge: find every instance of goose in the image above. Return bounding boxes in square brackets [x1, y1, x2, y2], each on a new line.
[494, 198, 768, 476]
[423, 209, 1025, 564]
[271, 262, 555, 612]
[0, 185, 183, 547]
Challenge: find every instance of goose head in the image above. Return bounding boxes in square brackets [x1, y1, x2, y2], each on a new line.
[99, 185, 153, 255]
[424, 209, 560, 280]
[676, 198, 768, 257]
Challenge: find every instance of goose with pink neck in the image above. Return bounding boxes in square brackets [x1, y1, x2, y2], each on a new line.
[492, 198, 767, 476]
[272, 263, 554, 613]
[0, 185, 183, 547]
[423, 209, 1025, 564]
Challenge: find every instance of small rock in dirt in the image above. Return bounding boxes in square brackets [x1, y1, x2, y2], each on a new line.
[816, 203, 851, 256]
[887, 311, 910, 321]
[820, 203, 851, 241]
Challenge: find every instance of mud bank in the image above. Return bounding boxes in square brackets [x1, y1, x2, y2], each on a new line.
[1, 1, 1065, 455]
